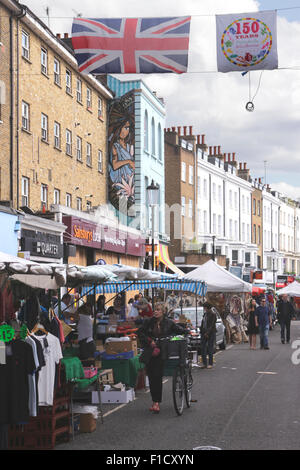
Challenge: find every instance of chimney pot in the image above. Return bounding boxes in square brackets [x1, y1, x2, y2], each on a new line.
[202, 135, 205, 145]
[56, 33, 61, 38]
[183, 126, 187, 136]
[218, 146, 221, 154]
[172, 127, 176, 132]
[177, 126, 181, 136]
[189, 126, 193, 135]
[213, 146, 217, 155]
[228, 153, 231, 162]
[209, 146, 212, 155]
[232, 153, 235, 161]
[239, 163, 242, 169]
[197, 135, 200, 145]
[64, 33, 69, 38]
[244, 162, 247, 170]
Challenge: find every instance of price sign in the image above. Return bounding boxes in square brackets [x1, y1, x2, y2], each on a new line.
[0, 325, 15, 342]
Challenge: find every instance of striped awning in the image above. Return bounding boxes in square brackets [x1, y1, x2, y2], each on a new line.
[81, 278, 207, 296]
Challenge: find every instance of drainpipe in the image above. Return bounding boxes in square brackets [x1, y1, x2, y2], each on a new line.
[9, 5, 26, 208]
[16, 6, 27, 209]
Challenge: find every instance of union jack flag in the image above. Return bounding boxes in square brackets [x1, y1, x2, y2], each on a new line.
[71, 16, 191, 74]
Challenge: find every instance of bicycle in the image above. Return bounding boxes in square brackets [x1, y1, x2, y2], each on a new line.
[160, 335, 194, 416]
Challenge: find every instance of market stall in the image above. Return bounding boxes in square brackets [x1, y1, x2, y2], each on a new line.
[0, 254, 207, 449]
[183, 260, 252, 344]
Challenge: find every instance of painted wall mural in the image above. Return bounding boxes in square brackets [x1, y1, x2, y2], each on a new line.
[108, 90, 135, 215]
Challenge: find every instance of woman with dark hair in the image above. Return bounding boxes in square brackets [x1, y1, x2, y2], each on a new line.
[247, 298, 259, 350]
[108, 114, 135, 201]
[138, 302, 188, 414]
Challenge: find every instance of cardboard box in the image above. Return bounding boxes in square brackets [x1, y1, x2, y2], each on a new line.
[92, 388, 135, 404]
[80, 413, 96, 433]
[105, 339, 138, 356]
[96, 340, 104, 352]
[98, 369, 114, 385]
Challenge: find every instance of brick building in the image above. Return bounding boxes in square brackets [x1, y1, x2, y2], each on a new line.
[0, 0, 113, 213]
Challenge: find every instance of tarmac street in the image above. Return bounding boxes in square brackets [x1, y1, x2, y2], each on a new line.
[57, 321, 300, 451]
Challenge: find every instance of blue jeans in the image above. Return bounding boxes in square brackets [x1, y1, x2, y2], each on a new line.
[201, 334, 215, 366]
[259, 325, 269, 348]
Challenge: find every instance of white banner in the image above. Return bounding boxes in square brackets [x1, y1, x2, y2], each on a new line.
[216, 10, 278, 72]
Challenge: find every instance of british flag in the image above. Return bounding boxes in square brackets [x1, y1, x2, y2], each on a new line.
[71, 16, 191, 74]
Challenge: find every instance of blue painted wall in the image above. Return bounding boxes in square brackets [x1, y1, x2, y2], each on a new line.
[107, 76, 166, 240]
[0, 211, 19, 255]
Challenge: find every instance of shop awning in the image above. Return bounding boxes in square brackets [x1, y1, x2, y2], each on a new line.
[158, 244, 184, 276]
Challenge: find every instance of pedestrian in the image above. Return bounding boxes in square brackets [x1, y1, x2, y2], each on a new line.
[137, 301, 188, 414]
[200, 302, 217, 369]
[247, 298, 259, 350]
[277, 294, 294, 344]
[73, 303, 96, 360]
[96, 295, 106, 317]
[255, 298, 272, 350]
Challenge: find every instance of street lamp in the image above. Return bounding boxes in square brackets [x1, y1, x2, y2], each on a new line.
[211, 235, 216, 261]
[146, 180, 159, 271]
[147, 180, 159, 310]
[271, 248, 276, 291]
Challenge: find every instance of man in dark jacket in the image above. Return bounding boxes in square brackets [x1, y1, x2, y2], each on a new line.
[200, 302, 217, 369]
[138, 302, 188, 413]
[277, 294, 294, 344]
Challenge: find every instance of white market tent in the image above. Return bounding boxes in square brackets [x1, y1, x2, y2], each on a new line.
[276, 280, 300, 297]
[182, 259, 252, 293]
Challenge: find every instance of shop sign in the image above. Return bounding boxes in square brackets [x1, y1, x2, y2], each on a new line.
[21, 229, 63, 259]
[102, 227, 126, 253]
[127, 235, 146, 257]
[63, 216, 102, 249]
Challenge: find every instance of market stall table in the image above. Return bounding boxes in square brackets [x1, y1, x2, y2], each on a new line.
[101, 355, 144, 388]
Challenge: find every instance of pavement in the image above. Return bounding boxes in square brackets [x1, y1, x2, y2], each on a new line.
[56, 321, 300, 451]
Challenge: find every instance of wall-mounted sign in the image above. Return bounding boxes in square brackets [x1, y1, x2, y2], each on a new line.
[21, 229, 63, 259]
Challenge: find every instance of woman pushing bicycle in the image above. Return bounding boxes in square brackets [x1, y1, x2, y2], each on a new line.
[137, 301, 189, 414]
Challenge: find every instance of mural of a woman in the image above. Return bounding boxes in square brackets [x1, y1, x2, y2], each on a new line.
[108, 90, 135, 213]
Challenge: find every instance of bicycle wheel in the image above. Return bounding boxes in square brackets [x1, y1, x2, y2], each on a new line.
[173, 367, 184, 416]
[185, 361, 193, 408]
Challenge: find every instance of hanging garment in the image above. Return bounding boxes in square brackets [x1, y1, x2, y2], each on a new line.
[32, 332, 62, 406]
[0, 339, 36, 425]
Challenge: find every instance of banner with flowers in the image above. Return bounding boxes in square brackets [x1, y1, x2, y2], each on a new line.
[216, 11, 278, 72]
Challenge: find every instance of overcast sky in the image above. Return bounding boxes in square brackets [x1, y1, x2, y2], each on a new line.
[24, 0, 300, 199]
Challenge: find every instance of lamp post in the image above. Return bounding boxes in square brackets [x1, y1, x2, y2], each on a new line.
[211, 235, 216, 261]
[147, 180, 159, 309]
[271, 248, 276, 291]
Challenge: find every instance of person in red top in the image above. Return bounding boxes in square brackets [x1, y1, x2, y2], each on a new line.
[137, 298, 153, 318]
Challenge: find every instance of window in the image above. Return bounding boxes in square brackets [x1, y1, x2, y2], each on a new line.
[229, 219, 233, 238]
[181, 162, 186, 182]
[41, 184, 48, 209]
[234, 192, 238, 210]
[229, 190, 232, 208]
[158, 123, 162, 160]
[54, 58, 60, 85]
[76, 136, 82, 161]
[76, 78, 82, 102]
[253, 198, 256, 215]
[98, 150, 103, 172]
[218, 215, 222, 235]
[66, 69, 72, 93]
[87, 88, 92, 109]
[66, 193, 71, 207]
[66, 129, 72, 155]
[253, 224, 256, 243]
[203, 179, 207, 198]
[21, 176, 29, 206]
[258, 200, 261, 216]
[189, 166, 194, 185]
[212, 183, 216, 201]
[86, 200, 92, 211]
[22, 30, 30, 59]
[212, 213, 216, 233]
[144, 111, 148, 151]
[86, 142, 92, 167]
[41, 113, 48, 141]
[242, 195, 245, 213]
[189, 199, 193, 218]
[98, 96, 103, 118]
[53, 189, 60, 204]
[41, 47, 48, 75]
[151, 117, 155, 155]
[76, 197, 82, 211]
[54, 122, 61, 149]
[203, 211, 207, 232]
[181, 196, 185, 216]
[218, 185, 222, 204]
[22, 101, 29, 131]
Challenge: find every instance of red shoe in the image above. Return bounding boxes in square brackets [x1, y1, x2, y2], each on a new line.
[149, 402, 160, 413]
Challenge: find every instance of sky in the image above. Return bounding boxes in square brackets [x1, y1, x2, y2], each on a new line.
[23, 0, 300, 199]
